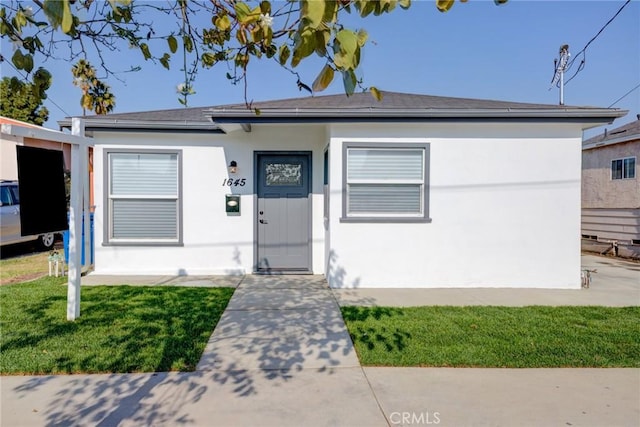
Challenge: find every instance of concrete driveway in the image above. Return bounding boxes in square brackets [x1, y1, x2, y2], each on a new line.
[333, 254, 640, 307]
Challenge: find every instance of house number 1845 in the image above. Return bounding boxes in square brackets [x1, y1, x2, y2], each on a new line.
[222, 178, 246, 186]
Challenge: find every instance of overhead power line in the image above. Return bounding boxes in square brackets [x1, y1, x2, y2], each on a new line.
[608, 83, 640, 108]
[563, 0, 632, 86]
[0, 54, 71, 118]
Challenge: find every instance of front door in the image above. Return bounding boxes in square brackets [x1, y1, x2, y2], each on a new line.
[256, 152, 311, 272]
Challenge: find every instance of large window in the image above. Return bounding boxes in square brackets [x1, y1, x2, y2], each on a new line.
[342, 142, 430, 222]
[106, 150, 182, 244]
[611, 157, 636, 180]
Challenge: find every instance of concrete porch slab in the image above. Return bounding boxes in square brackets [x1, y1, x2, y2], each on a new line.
[80, 274, 243, 287]
[226, 288, 338, 310]
[240, 274, 329, 290]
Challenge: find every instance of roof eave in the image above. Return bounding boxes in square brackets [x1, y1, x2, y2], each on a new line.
[58, 118, 223, 133]
[583, 132, 640, 150]
[205, 108, 627, 122]
[2, 123, 93, 146]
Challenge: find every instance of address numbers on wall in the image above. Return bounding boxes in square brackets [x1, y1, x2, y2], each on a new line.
[222, 178, 247, 187]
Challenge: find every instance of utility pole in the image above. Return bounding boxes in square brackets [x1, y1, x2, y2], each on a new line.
[550, 44, 570, 105]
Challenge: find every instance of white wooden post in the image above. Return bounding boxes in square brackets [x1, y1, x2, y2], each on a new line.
[67, 118, 86, 321]
[82, 142, 90, 267]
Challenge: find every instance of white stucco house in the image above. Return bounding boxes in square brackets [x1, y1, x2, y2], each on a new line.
[59, 91, 626, 289]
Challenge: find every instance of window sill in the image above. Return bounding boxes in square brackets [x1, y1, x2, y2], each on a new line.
[102, 242, 184, 247]
[339, 217, 432, 224]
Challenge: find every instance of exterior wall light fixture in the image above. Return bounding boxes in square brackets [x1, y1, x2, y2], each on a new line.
[228, 160, 238, 174]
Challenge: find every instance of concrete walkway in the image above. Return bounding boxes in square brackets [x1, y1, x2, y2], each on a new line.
[2, 254, 639, 426]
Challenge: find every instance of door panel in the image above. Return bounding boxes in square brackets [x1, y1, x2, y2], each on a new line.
[257, 154, 311, 272]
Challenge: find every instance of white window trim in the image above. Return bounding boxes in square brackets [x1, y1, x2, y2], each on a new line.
[341, 142, 431, 223]
[611, 156, 636, 180]
[104, 149, 183, 246]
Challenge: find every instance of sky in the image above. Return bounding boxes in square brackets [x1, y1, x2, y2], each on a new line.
[1, 0, 639, 139]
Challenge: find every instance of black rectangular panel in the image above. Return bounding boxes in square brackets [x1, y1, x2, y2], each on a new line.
[16, 145, 68, 236]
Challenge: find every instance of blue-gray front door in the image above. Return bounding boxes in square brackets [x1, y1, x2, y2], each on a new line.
[256, 152, 311, 272]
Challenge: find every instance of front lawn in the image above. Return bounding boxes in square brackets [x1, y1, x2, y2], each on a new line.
[0, 277, 234, 374]
[341, 306, 640, 368]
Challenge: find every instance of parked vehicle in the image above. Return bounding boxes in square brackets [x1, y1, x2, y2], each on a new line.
[0, 180, 57, 250]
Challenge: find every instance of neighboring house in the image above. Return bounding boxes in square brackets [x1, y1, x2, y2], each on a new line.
[582, 116, 639, 260]
[59, 91, 625, 289]
[0, 116, 95, 209]
[1, 116, 70, 180]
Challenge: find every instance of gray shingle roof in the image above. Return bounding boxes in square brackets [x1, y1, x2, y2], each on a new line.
[59, 90, 626, 131]
[583, 116, 640, 147]
[210, 91, 589, 111]
[72, 105, 213, 123]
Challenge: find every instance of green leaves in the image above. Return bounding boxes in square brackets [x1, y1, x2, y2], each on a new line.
[201, 52, 217, 68]
[139, 43, 151, 60]
[370, 86, 383, 101]
[0, 76, 50, 125]
[356, 28, 368, 47]
[292, 28, 315, 67]
[167, 35, 178, 53]
[11, 50, 33, 73]
[214, 14, 231, 31]
[1, 0, 509, 111]
[278, 44, 291, 65]
[183, 35, 193, 53]
[342, 69, 356, 96]
[436, 0, 455, 12]
[301, 0, 325, 28]
[43, 0, 73, 33]
[159, 53, 170, 69]
[234, 2, 260, 25]
[333, 29, 359, 70]
[312, 64, 335, 92]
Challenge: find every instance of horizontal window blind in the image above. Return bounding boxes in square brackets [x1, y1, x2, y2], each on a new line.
[349, 184, 422, 214]
[112, 199, 177, 239]
[111, 153, 178, 196]
[348, 149, 423, 181]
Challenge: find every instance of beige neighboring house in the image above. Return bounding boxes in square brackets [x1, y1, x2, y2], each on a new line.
[582, 115, 639, 259]
[0, 116, 94, 207]
[1, 116, 70, 180]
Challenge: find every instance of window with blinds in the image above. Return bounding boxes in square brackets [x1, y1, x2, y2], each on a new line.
[107, 151, 181, 243]
[343, 144, 430, 221]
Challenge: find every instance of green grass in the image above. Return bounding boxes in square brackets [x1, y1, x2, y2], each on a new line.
[0, 277, 234, 375]
[341, 306, 640, 368]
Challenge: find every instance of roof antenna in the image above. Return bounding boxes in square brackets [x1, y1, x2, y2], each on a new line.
[550, 44, 570, 105]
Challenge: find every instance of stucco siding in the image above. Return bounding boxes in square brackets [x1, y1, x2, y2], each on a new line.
[582, 140, 640, 209]
[91, 125, 327, 275]
[327, 123, 583, 289]
[1, 134, 20, 180]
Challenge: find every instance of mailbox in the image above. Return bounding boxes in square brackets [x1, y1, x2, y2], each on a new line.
[225, 194, 240, 214]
